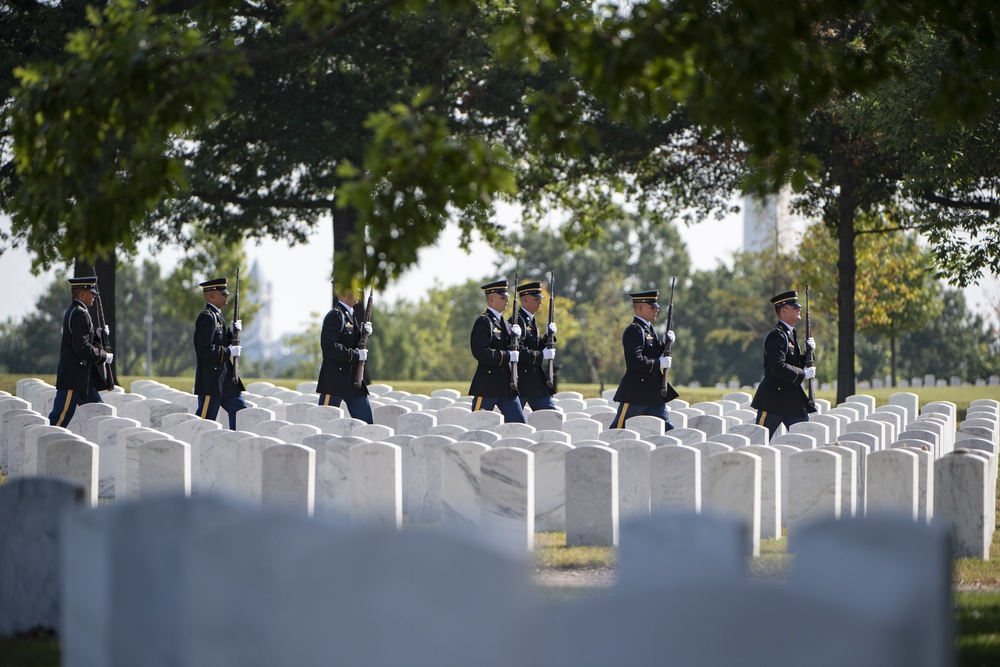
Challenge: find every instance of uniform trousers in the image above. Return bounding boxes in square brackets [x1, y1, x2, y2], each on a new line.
[611, 402, 675, 431]
[755, 410, 808, 438]
[48, 384, 104, 427]
[471, 396, 525, 423]
[318, 393, 374, 425]
[196, 394, 250, 430]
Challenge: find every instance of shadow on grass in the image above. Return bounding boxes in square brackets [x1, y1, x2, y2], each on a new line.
[956, 591, 1000, 667]
[0, 628, 59, 667]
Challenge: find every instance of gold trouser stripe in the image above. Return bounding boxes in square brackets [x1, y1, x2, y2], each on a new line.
[472, 396, 484, 412]
[615, 403, 630, 429]
[198, 397, 212, 419]
[54, 389, 74, 427]
[321, 394, 331, 406]
[757, 411, 767, 427]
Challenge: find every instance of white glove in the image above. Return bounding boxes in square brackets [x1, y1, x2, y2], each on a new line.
[543, 348, 555, 360]
[659, 355, 672, 370]
[666, 329, 676, 344]
[234, 319, 242, 332]
[806, 337, 816, 352]
[362, 321, 373, 336]
[229, 345, 242, 358]
[356, 348, 368, 361]
[803, 366, 816, 379]
[103, 325, 111, 337]
[105, 352, 114, 364]
[511, 324, 522, 338]
[509, 350, 520, 363]
[548, 322, 557, 334]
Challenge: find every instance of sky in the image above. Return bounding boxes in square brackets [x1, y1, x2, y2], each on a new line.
[2, 211, 998, 337]
[0, 213, 747, 337]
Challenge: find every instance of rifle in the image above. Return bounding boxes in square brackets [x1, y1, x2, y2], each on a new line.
[509, 271, 520, 395]
[546, 271, 556, 390]
[231, 268, 241, 385]
[91, 268, 115, 390]
[804, 284, 816, 410]
[354, 287, 374, 388]
[660, 276, 676, 399]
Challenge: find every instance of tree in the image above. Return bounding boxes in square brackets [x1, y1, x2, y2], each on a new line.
[683, 250, 803, 388]
[0, 274, 68, 375]
[898, 289, 1000, 384]
[797, 214, 943, 387]
[503, 209, 691, 383]
[9, 0, 1000, 401]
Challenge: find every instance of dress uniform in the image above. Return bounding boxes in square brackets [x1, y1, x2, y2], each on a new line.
[316, 289, 374, 424]
[611, 289, 678, 430]
[511, 281, 557, 412]
[469, 279, 525, 423]
[750, 290, 817, 437]
[193, 277, 248, 430]
[48, 277, 111, 427]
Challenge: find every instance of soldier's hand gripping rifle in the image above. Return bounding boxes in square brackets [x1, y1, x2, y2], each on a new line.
[660, 277, 676, 399]
[509, 271, 520, 395]
[354, 287, 374, 389]
[804, 284, 816, 411]
[231, 268, 241, 385]
[92, 269, 115, 390]
[546, 271, 556, 390]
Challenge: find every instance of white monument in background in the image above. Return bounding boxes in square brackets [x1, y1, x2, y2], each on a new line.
[242, 259, 274, 362]
[743, 187, 807, 255]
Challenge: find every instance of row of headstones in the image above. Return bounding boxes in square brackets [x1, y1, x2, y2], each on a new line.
[4, 388, 997, 543]
[22, 376, 986, 451]
[3, 397, 994, 563]
[0, 482, 956, 667]
[5, 385, 996, 554]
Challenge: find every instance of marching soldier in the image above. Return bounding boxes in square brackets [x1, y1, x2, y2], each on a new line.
[316, 285, 374, 424]
[611, 289, 678, 430]
[48, 276, 113, 427]
[469, 279, 525, 423]
[511, 280, 557, 411]
[750, 290, 817, 436]
[193, 277, 248, 430]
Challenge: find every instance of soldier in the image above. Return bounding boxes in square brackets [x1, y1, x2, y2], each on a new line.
[316, 285, 374, 424]
[469, 279, 525, 423]
[511, 280, 557, 411]
[750, 290, 817, 436]
[48, 276, 113, 427]
[611, 289, 678, 430]
[193, 277, 248, 430]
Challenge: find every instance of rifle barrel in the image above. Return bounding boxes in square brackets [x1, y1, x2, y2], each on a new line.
[354, 288, 374, 388]
[660, 277, 676, 398]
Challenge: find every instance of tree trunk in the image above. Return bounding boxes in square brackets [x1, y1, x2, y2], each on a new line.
[75, 253, 117, 378]
[836, 191, 857, 405]
[331, 206, 360, 304]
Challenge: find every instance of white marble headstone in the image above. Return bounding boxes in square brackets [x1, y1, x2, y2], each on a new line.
[480, 447, 535, 553]
[440, 441, 491, 529]
[261, 443, 315, 515]
[705, 451, 761, 556]
[565, 445, 618, 547]
[350, 441, 402, 528]
[650, 444, 702, 512]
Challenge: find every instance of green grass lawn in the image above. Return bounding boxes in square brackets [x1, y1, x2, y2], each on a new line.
[2, 376, 1000, 663]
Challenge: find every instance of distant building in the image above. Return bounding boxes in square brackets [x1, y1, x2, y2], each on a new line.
[743, 187, 806, 255]
[241, 259, 274, 361]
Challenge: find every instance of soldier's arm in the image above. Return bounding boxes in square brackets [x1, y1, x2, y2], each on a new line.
[764, 330, 806, 384]
[470, 316, 506, 366]
[194, 311, 229, 365]
[69, 308, 106, 363]
[320, 309, 355, 362]
[622, 324, 657, 374]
